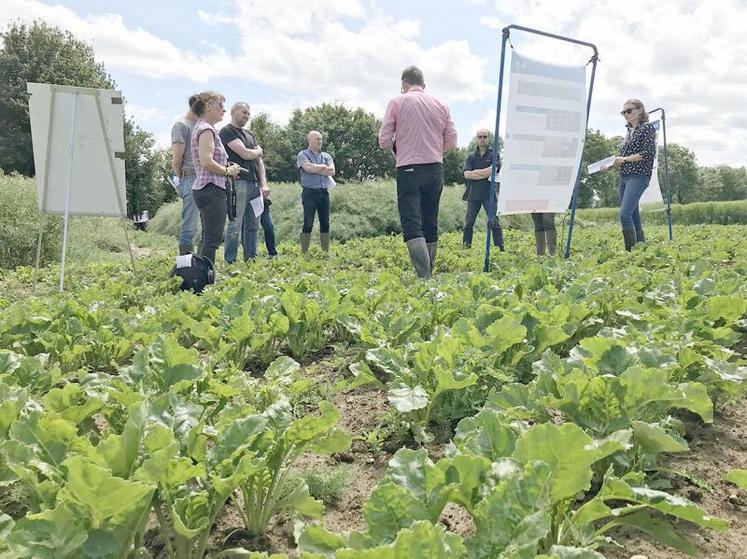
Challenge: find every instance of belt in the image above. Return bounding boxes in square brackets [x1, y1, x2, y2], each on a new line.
[182, 169, 196, 177]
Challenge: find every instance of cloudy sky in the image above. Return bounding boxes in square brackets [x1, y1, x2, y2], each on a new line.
[2, 0, 746, 166]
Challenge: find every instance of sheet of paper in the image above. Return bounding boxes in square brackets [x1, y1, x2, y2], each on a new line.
[497, 52, 588, 215]
[250, 195, 264, 218]
[587, 155, 616, 175]
[175, 254, 193, 268]
[167, 175, 180, 193]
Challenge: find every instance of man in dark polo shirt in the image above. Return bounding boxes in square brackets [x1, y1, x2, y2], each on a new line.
[462, 128, 504, 251]
[219, 102, 268, 263]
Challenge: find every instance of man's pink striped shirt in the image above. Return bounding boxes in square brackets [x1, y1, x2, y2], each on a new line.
[378, 86, 458, 167]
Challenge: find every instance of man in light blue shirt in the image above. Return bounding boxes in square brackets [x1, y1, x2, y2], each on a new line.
[296, 130, 335, 252]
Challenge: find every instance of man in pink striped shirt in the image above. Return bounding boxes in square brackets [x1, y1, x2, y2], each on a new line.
[378, 66, 457, 279]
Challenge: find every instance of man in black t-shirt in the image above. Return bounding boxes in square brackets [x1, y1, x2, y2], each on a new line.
[462, 129, 504, 251]
[219, 102, 269, 262]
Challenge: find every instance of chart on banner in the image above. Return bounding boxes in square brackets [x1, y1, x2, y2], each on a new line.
[497, 52, 587, 214]
[639, 119, 664, 205]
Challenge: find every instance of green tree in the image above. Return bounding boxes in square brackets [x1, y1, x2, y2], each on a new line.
[0, 20, 167, 217]
[443, 147, 468, 185]
[250, 112, 296, 183]
[700, 165, 747, 202]
[580, 130, 619, 208]
[0, 20, 113, 176]
[285, 103, 395, 182]
[122, 117, 167, 217]
[661, 143, 698, 204]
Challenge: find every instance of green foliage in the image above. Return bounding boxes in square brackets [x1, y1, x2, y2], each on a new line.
[0, 21, 114, 176]
[302, 464, 352, 506]
[253, 103, 395, 182]
[0, 222, 745, 558]
[443, 147, 468, 186]
[0, 21, 172, 218]
[0, 173, 63, 269]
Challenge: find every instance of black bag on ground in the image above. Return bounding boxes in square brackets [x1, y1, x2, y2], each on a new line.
[171, 253, 214, 294]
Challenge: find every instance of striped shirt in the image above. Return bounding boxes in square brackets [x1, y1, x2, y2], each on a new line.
[378, 86, 458, 167]
[191, 119, 228, 190]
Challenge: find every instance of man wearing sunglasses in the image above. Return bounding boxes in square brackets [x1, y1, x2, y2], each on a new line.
[378, 66, 458, 279]
[462, 129, 504, 251]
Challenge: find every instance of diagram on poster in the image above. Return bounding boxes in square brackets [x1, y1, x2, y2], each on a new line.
[28, 82, 126, 216]
[497, 52, 587, 214]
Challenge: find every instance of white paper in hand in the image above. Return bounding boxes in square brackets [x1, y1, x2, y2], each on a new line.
[587, 156, 616, 175]
[250, 195, 264, 218]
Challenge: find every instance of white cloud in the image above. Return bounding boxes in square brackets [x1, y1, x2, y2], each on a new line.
[125, 103, 165, 123]
[0, 0, 239, 81]
[482, 0, 747, 164]
[231, 0, 492, 108]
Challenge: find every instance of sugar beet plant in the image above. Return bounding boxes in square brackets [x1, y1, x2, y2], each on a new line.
[0, 224, 745, 557]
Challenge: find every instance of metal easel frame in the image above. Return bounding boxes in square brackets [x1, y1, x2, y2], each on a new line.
[31, 84, 135, 292]
[648, 107, 673, 240]
[484, 24, 599, 270]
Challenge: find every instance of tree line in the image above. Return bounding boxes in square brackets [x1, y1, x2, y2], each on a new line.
[1, 21, 744, 220]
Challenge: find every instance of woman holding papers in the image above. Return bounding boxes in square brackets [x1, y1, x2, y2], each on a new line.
[614, 99, 657, 251]
[190, 91, 241, 266]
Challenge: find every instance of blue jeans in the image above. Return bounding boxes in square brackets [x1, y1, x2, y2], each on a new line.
[619, 174, 649, 239]
[224, 180, 260, 262]
[178, 175, 198, 246]
[259, 204, 277, 255]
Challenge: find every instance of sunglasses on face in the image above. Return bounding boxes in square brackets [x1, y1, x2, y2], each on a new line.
[477, 135, 489, 139]
[621, 108, 636, 116]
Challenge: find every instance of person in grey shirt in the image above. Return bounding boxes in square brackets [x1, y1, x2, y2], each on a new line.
[171, 94, 198, 255]
[296, 131, 335, 253]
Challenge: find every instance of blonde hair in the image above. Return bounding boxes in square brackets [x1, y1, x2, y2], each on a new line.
[191, 91, 225, 117]
[624, 98, 649, 124]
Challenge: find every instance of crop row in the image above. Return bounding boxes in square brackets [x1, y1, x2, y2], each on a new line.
[0, 226, 745, 558]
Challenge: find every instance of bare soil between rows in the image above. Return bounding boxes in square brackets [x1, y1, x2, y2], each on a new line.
[144, 346, 747, 558]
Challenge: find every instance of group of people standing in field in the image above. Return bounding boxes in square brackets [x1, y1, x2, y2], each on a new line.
[171, 65, 656, 279]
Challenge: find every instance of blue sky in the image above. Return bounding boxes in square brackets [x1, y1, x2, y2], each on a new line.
[2, 0, 746, 166]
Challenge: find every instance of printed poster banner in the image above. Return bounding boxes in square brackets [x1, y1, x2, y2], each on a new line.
[639, 119, 664, 205]
[497, 51, 588, 215]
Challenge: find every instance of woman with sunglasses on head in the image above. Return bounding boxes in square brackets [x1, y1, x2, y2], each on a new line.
[613, 99, 657, 251]
[189, 91, 241, 267]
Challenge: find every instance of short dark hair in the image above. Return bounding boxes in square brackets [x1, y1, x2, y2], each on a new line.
[188, 94, 198, 108]
[401, 66, 424, 88]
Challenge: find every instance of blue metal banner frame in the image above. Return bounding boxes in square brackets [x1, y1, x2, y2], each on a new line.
[649, 107, 673, 240]
[483, 25, 599, 271]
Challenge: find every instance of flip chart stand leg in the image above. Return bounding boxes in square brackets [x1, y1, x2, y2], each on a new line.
[32, 216, 46, 292]
[483, 28, 510, 273]
[32, 89, 59, 293]
[59, 92, 79, 292]
[661, 112, 673, 240]
[565, 52, 599, 259]
[94, 94, 136, 272]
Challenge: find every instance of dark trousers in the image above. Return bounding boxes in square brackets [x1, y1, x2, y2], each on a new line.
[396, 163, 443, 242]
[260, 204, 277, 255]
[192, 183, 227, 266]
[301, 188, 330, 233]
[463, 198, 503, 247]
[531, 213, 556, 232]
